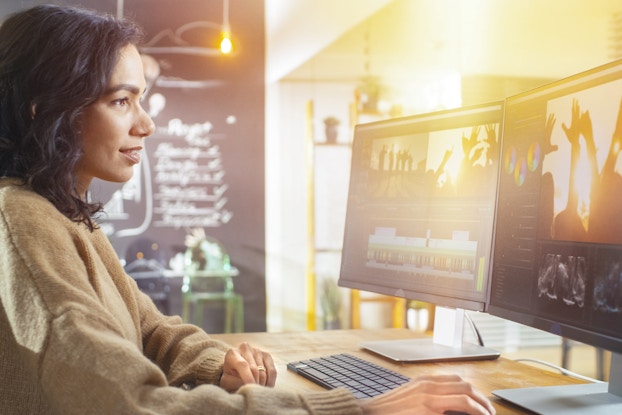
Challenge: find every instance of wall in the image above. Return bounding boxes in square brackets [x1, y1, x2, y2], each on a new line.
[266, 80, 355, 331]
[1, 0, 267, 333]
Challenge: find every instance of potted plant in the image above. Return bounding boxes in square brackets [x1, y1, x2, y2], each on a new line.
[356, 75, 385, 113]
[320, 278, 342, 329]
[322, 116, 340, 144]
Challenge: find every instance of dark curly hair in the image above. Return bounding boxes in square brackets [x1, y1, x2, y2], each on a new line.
[0, 4, 143, 230]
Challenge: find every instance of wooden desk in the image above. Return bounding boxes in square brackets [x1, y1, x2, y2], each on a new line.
[211, 328, 586, 415]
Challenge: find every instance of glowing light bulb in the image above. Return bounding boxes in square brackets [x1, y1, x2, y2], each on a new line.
[220, 31, 232, 54]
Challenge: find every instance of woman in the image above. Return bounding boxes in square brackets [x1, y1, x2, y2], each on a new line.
[0, 5, 495, 415]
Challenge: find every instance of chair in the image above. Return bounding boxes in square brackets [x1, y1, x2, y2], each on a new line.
[181, 232, 244, 333]
[350, 289, 406, 329]
[125, 258, 171, 315]
[182, 268, 244, 333]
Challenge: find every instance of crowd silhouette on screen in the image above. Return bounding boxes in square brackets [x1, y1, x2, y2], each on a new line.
[541, 98, 622, 244]
[368, 124, 499, 199]
[537, 97, 622, 313]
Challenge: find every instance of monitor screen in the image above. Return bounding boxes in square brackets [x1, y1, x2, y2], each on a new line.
[338, 102, 504, 362]
[489, 59, 622, 413]
[339, 102, 504, 314]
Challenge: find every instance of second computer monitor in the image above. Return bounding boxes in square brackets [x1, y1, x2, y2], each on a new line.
[488, 58, 622, 414]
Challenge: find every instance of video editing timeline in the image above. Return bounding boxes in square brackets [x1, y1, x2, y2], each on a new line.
[340, 102, 503, 313]
[365, 203, 489, 296]
[367, 228, 479, 281]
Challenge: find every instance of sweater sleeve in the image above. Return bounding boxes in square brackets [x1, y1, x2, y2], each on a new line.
[41, 307, 362, 415]
[88, 228, 232, 387]
[135, 283, 232, 386]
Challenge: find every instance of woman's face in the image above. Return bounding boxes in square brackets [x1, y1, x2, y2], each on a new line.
[75, 44, 155, 195]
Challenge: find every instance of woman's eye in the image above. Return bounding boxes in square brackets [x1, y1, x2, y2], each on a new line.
[113, 97, 129, 107]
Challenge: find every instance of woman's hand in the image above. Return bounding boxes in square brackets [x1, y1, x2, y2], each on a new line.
[219, 342, 277, 392]
[361, 374, 496, 415]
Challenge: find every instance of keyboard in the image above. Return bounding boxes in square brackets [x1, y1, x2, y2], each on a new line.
[287, 353, 411, 399]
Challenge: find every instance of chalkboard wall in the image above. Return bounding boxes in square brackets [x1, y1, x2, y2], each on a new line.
[1, 0, 266, 332]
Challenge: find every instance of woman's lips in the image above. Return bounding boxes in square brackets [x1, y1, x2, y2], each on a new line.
[120, 148, 141, 164]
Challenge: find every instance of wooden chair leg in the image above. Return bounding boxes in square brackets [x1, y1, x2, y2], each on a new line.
[234, 295, 244, 333]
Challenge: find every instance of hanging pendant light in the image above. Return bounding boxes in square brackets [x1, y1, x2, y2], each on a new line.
[219, 0, 233, 54]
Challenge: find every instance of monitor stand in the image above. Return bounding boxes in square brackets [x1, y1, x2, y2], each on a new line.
[359, 306, 500, 362]
[492, 352, 622, 415]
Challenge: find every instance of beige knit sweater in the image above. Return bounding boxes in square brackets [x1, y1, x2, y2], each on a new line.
[0, 179, 360, 415]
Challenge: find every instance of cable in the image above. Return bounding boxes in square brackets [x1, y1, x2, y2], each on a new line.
[462, 312, 602, 383]
[513, 358, 604, 383]
[464, 312, 485, 347]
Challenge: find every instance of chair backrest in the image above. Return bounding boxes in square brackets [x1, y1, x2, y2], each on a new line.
[125, 258, 170, 313]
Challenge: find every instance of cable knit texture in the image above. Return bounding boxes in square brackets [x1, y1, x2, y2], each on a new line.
[0, 178, 361, 415]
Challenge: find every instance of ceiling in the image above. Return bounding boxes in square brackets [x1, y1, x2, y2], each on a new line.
[265, 0, 392, 83]
[267, 0, 622, 87]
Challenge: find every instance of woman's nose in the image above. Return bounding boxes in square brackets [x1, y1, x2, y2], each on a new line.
[135, 105, 155, 138]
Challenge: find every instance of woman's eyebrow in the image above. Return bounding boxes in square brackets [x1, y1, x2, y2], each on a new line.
[105, 83, 143, 96]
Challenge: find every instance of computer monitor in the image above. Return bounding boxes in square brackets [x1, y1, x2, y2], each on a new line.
[338, 102, 504, 362]
[489, 58, 622, 414]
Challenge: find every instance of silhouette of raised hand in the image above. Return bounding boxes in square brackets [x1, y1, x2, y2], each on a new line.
[440, 147, 453, 169]
[543, 112, 558, 155]
[599, 97, 622, 176]
[580, 108, 595, 154]
[561, 99, 583, 146]
[611, 97, 622, 158]
[462, 125, 481, 161]
[484, 124, 498, 164]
